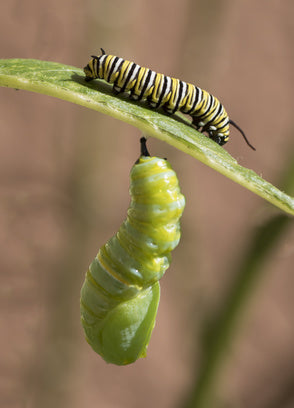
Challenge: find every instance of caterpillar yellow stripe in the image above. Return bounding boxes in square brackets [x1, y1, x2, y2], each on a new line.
[80, 138, 185, 365]
[84, 49, 255, 150]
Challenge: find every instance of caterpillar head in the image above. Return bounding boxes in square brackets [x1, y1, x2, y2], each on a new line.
[84, 48, 106, 81]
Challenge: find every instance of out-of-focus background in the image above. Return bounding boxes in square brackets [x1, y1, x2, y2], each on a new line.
[1, 1, 294, 407]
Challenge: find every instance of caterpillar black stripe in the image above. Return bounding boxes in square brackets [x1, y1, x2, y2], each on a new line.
[84, 49, 255, 150]
[80, 137, 185, 365]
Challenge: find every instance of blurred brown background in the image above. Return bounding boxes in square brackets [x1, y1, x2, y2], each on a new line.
[1, 1, 294, 407]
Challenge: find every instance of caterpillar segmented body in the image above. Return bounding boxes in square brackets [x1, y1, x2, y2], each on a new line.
[80, 138, 185, 365]
[84, 49, 255, 150]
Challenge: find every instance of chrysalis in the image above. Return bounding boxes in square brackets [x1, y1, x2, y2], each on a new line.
[80, 137, 185, 365]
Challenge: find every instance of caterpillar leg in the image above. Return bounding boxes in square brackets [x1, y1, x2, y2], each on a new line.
[112, 84, 122, 94]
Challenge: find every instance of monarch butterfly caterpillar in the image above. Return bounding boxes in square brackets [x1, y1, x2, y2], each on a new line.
[80, 137, 185, 365]
[84, 49, 255, 150]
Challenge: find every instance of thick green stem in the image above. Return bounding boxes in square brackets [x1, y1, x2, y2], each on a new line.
[0, 58, 293, 215]
[182, 214, 291, 408]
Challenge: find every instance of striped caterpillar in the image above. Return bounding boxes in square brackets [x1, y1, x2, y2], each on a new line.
[84, 49, 255, 150]
[80, 138, 185, 365]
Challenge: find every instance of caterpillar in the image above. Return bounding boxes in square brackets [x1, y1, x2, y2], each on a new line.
[84, 49, 255, 150]
[80, 137, 185, 365]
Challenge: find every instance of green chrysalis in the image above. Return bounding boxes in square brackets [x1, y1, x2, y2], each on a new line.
[80, 138, 185, 365]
